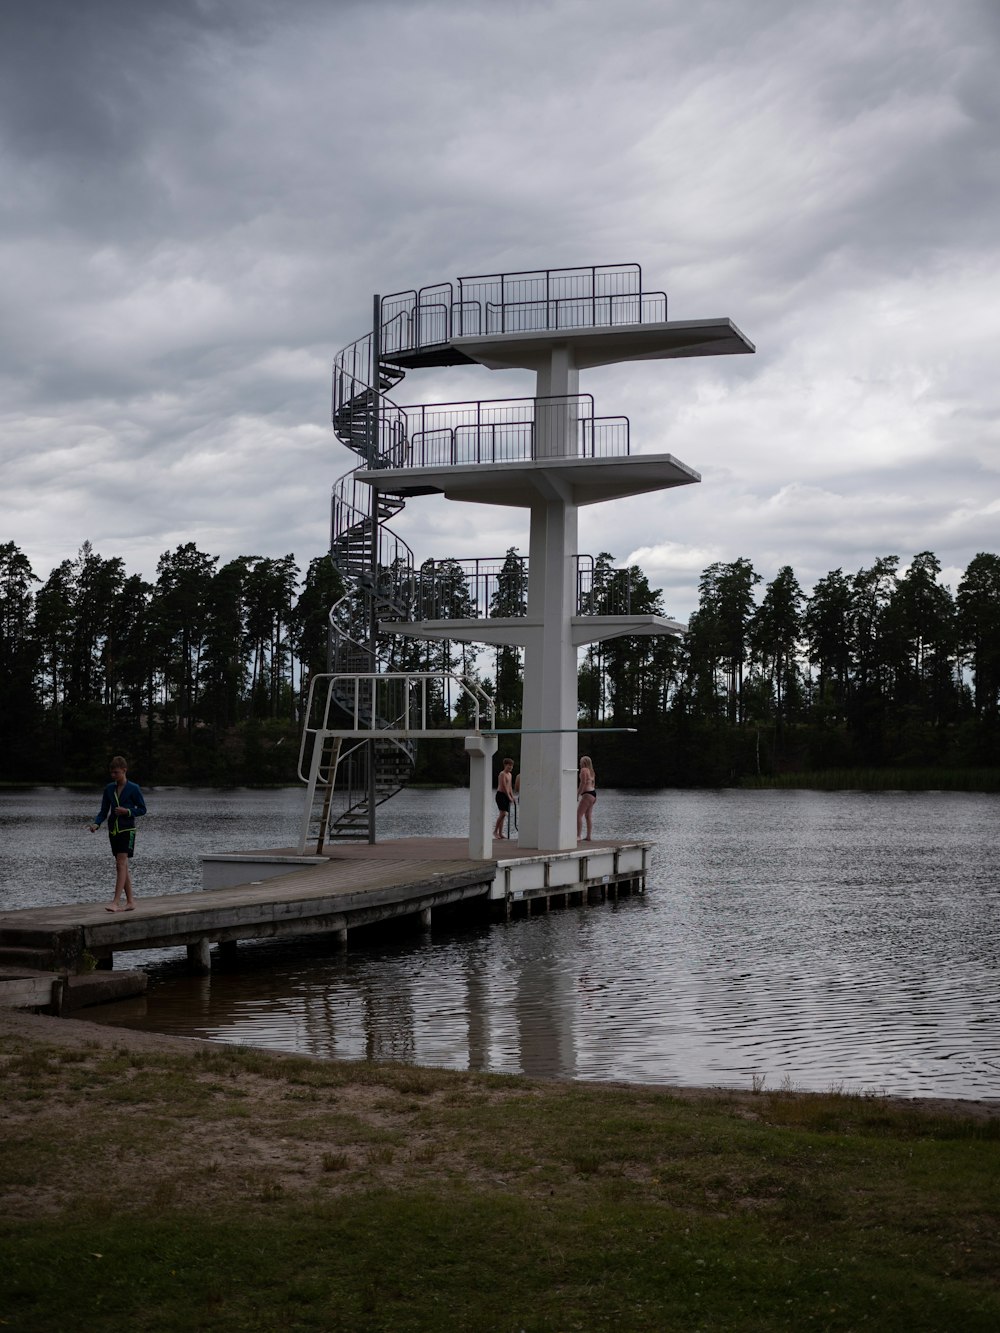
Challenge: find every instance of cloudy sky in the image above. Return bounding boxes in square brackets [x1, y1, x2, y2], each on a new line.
[2, 0, 998, 619]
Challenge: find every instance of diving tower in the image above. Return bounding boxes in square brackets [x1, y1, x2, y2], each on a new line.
[319, 263, 753, 853]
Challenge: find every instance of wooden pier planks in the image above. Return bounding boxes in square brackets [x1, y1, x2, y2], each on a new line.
[0, 837, 648, 972]
[0, 838, 498, 968]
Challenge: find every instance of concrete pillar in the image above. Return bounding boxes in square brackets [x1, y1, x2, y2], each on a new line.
[464, 733, 499, 858]
[335, 926, 348, 949]
[519, 494, 579, 851]
[186, 938, 212, 974]
[419, 906, 432, 930]
[534, 347, 579, 463]
[517, 343, 580, 852]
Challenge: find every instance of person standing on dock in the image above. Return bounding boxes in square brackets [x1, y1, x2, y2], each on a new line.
[494, 758, 515, 840]
[577, 756, 597, 841]
[88, 756, 146, 911]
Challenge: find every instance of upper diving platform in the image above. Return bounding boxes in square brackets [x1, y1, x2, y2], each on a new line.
[393, 316, 755, 373]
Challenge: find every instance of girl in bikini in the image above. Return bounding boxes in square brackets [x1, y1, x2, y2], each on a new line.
[577, 755, 597, 841]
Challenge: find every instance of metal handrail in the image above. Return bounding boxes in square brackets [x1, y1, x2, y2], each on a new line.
[482, 290, 667, 334]
[333, 263, 669, 377]
[405, 554, 638, 621]
[298, 673, 497, 775]
[374, 393, 631, 469]
[576, 555, 634, 617]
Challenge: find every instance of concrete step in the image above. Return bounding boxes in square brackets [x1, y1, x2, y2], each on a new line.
[0, 946, 58, 970]
[0, 927, 58, 949]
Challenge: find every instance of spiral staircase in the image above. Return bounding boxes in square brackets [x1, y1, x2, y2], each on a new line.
[319, 356, 413, 842]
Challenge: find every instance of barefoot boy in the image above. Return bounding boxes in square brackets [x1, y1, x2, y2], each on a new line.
[88, 755, 147, 911]
[493, 757, 515, 840]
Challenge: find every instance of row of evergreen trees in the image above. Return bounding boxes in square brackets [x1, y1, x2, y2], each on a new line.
[3, 537, 1000, 785]
[0, 540, 341, 782]
[579, 550, 1000, 783]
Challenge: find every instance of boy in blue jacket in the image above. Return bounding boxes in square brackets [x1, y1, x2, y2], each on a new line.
[88, 755, 147, 911]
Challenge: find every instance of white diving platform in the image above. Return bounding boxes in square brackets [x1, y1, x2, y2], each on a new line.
[358, 451, 700, 508]
[448, 316, 755, 372]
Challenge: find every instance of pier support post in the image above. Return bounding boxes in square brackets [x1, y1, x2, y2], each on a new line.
[335, 927, 348, 949]
[419, 907, 432, 930]
[216, 940, 239, 967]
[186, 938, 212, 974]
[464, 733, 499, 858]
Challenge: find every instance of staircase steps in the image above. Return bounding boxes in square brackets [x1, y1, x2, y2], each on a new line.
[324, 329, 418, 841]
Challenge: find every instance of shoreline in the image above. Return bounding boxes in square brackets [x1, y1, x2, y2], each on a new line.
[3, 1006, 997, 1122]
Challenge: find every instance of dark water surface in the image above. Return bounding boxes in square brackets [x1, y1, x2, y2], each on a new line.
[2, 786, 998, 1099]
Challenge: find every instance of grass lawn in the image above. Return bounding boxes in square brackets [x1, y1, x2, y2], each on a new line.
[1, 1013, 997, 1331]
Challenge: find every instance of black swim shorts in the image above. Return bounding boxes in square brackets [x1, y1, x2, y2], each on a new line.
[495, 791, 511, 813]
[109, 829, 136, 858]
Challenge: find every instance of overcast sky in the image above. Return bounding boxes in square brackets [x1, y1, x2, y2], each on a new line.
[2, 0, 998, 619]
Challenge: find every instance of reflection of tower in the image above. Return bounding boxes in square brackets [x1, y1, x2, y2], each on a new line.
[333, 265, 752, 848]
[361, 974, 416, 1064]
[464, 948, 491, 1072]
[514, 921, 578, 1078]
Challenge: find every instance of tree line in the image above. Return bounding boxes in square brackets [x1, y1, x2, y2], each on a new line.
[578, 550, 1000, 785]
[3, 538, 1000, 786]
[0, 540, 341, 783]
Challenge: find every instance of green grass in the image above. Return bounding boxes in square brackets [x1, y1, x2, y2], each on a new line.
[1, 1035, 997, 1331]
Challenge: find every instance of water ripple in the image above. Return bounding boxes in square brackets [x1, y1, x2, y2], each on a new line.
[4, 786, 999, 1099]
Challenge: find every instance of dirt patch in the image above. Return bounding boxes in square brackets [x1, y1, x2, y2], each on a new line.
[2, 1007, 998, 1224]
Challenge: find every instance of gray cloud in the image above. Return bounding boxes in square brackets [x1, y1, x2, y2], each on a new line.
[1, 0, 998, 616]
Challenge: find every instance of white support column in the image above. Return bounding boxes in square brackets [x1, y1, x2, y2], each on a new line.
[519, 343, 580, 852]
[465, 733, 499, 858]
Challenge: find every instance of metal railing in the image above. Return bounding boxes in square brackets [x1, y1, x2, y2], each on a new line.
[332, 263, 670, 390]
[576, 555, 635, 617]
[372, 554, 639, 622]
[299, 674, 496, 763]
[397, 394, 629, 469]
[414, 555, 527, 622]
[482, 291, 666, 335]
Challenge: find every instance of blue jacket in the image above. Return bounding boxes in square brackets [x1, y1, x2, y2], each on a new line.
[94, 779, 147, 834]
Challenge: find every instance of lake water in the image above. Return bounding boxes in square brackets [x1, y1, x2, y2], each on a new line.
[2, 785, 998, 1101]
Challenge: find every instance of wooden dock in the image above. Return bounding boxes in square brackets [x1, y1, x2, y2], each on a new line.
[0, 836, 649, 983]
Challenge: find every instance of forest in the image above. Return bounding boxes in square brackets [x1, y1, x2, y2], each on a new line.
[2, 538, 1000, 788]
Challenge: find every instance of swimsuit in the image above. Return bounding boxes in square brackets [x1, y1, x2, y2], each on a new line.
[94, 779, 147, 858]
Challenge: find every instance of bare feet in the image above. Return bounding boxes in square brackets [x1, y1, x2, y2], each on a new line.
[105, 902, 121, 912]
[123, 903, 135, 911]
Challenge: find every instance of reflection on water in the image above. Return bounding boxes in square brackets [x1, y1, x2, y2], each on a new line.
[2, 786, 999, 1100]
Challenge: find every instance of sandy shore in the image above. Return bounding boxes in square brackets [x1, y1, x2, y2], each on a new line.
[3, 1006, 998, 1121]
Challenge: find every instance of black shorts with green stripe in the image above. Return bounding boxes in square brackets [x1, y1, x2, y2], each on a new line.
[109, 828, 136, 858]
